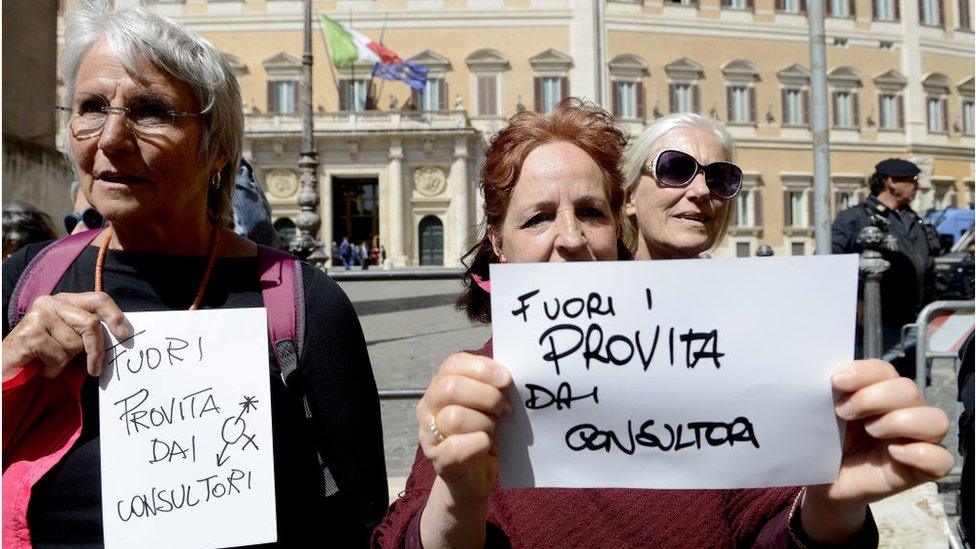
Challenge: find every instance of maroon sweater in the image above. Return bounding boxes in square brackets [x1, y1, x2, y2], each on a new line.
[372, 342, 877, 548]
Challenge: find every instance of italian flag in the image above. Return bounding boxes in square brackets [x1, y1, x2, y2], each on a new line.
[319, 14, 401, 68]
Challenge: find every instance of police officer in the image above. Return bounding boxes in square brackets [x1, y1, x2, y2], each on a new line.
[832, 158, 941, 375]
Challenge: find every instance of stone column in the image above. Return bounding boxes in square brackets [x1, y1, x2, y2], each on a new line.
[389, 138, 406, 267]
[900, 0, 925, 143]
[453, 136, 470, 260]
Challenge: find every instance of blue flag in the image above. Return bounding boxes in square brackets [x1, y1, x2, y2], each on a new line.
[372, 60, 429, 91]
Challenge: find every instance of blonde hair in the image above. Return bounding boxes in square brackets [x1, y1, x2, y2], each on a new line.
[621, 113, 738, 255]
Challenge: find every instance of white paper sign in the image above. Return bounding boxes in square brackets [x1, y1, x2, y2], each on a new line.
[490, 255, 858, 490]
[99, 308, 276, 549]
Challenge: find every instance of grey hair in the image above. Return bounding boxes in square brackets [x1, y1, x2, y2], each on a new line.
[60, 1, 242, 226]
[621, 113, 737, 255]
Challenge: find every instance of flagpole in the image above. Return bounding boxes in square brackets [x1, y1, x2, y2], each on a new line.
[350, 10, 359, 110]
[374, 11, 390, 109]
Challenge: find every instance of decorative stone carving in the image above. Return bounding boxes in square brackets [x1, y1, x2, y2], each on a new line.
[265, 169, 299, 199]
[423, 137, 435, 158]
[347, 139, 360, 160]
[413, 166, 447, 197]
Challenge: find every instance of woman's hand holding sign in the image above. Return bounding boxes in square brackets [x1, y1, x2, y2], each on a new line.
[416, 352, 512, 549]
[800, 359, 954, 542]
[2, 291, 131, 382]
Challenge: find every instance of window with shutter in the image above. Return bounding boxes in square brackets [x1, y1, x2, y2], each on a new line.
[669, 83, 678, 113]
[754, 189, 763, 226]
[636, 82, 645, 119]
[477, 75, 498, 116]
[962, 100, 975, 135]
[438, 80, 448, 110]
[534, 77, 543, 113]
[267, 81, 297, 114]
[267, 81, 278, 114]
[960, 0, 972, 28]
[748, 87, 757, 123]
[338, 80, 349, 111]
[802, 89, 810, 125]
[692, 84, 701, 113]
[561, 77, 570, 101]
[783, 191, 793, 226]
[612, 82, 621, 117]
[852, 91, 860, 126]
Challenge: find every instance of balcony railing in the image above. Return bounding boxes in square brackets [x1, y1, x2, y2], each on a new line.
[244, 110, 472, 133]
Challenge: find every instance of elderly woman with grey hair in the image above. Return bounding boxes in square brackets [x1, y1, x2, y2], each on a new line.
[617, 113, 954, 545]
[2, 3, 387, 546]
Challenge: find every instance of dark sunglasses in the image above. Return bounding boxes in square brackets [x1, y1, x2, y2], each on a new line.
[63, 207, 105, 234]
[644, 149, 743, 200]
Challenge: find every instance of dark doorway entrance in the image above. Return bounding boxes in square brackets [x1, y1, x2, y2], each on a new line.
[418, 215, 443, 266]
[332, 176, 379, 249]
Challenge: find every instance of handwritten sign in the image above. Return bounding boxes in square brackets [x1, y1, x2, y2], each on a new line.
[99, 308, 276, 549]
[490, 255, 858, 490]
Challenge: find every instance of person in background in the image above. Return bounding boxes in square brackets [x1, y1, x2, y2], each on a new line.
[232, 158, 286, 249]
[65, 181, 106, 235]
[958, 332, 974, 548]
[360, 241, 370, 270]
[831, 159, 941, 376]
[2, 202, 58, 259]
[340, 236, 354, 270]
[3, 4, 387, 545]
[374, 105, 954, 548]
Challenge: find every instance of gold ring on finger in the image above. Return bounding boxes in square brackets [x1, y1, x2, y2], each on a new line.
[428, 414, 446, 443]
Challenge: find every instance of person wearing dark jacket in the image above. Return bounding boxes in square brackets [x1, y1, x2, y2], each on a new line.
[958, 332, 974, 548]
[832, 158, 941, 375]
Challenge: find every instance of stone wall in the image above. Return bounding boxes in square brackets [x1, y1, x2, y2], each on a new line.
[2, 135, 74, 230]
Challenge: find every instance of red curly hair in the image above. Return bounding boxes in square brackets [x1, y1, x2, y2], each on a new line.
[457, 97, 628, 323]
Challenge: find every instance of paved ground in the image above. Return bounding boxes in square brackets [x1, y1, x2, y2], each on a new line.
[337, 274, 967, 541]
[336, 277, 489, 479]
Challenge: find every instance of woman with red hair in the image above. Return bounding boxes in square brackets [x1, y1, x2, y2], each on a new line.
[373, 99, 800, 548]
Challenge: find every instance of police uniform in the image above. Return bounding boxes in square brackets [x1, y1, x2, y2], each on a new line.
[831, 159, 941, 364]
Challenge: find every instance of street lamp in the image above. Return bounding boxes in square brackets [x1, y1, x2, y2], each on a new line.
[290, 0, 324, 263]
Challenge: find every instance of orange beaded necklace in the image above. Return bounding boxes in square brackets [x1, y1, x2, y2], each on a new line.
[94, 225, 220, 310]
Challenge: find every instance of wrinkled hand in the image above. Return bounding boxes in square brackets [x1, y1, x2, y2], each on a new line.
[416, 352, 512, 504]
[802, 359, 954, 541]
[2, 292, 131, 382]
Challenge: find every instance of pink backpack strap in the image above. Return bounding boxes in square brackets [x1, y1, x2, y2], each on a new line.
[257, 245, 338, 496]
[258, 245, 304, 384]
[7, 229, 104, 328]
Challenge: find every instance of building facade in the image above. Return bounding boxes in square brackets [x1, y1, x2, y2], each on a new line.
[60, 0, 974, 263]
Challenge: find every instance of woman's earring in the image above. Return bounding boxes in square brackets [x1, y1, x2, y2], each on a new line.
[210, 171, 222, 190]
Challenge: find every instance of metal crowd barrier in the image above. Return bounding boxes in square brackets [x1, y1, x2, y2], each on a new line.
[902, 300, 975, 392]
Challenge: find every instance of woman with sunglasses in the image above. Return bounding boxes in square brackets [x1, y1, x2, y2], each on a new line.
[2, 4, 387, 546]
[616, 113, 953, 545]
[381, 102, 842, 548]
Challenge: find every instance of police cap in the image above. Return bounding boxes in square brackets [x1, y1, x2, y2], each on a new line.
[875, 158, 921, 178]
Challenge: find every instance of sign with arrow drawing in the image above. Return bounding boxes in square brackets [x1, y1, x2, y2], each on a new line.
[99, 308, 276, 549]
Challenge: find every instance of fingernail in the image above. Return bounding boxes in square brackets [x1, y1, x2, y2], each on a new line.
[493, 368, 510, 386]
[832, 370, 854, 390]
[835, 400, 853, 419]
[121, 317, 134, 338]
[888, 444, 908, 458]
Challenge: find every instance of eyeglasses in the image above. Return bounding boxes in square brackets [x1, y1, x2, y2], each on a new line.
[643, 149, 743, 200]
[63, 207, 105, 234]
[56, 96, 200, 139]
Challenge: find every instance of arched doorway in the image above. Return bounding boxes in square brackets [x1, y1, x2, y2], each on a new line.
[418, 216, 443, 266]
